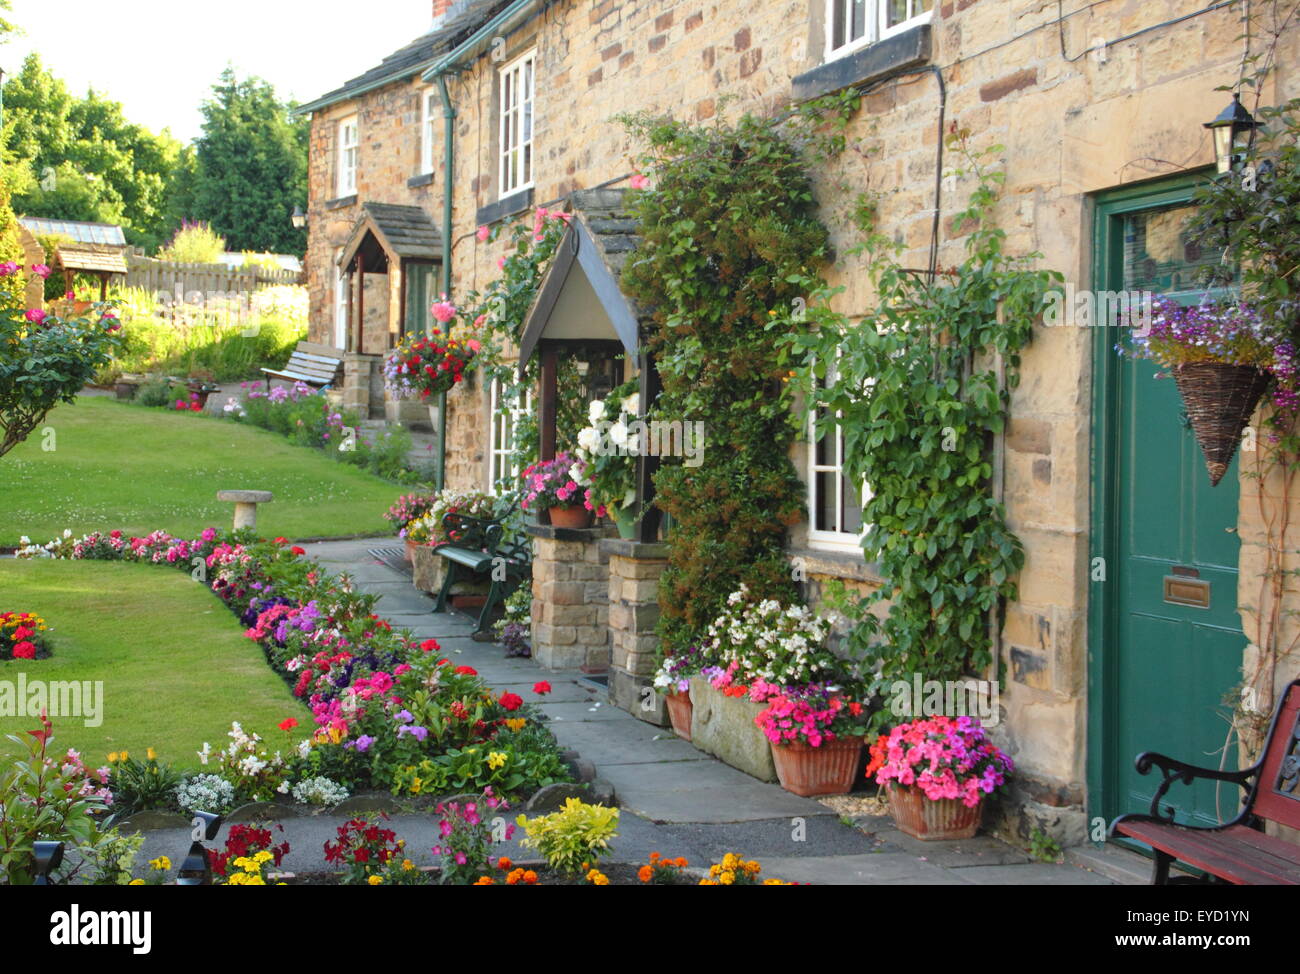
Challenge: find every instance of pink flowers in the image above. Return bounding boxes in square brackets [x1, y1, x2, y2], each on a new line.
[31, 264, 51, 279]
[0, 261, 20, 276]
[24, 309, 47, 325]
[629, 172, 651, 190]
[431, 295, 457, 323]
[476, 225, 491, 242]
[865, 716, 1013, 807]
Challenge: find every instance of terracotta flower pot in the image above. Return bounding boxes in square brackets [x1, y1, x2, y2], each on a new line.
[404, 538, 419, 564]
[548, 505, 592, 529]
[886, 784, 984, 840]
[665, 689, 693, 742]
[770, 736, 864, 797]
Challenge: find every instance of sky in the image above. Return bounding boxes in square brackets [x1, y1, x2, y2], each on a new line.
[3, 0, 437, 142]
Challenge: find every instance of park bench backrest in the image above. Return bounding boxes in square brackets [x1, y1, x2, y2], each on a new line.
[280, 347, 342, 386]
[1253, 681, 1300, 830]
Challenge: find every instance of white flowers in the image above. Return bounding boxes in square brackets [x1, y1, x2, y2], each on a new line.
[291, 775, 350, 806]
[622, 392, 639, 415]
[608, 420, 629, 447]
[175, 773, 236, 814]
[576, 426, 602, 452]
[588, 399, 606, 423]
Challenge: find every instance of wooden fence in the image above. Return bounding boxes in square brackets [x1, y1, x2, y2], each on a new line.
[125, 256, 301, 298]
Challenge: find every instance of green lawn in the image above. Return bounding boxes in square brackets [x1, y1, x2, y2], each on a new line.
[0, 559, 308, 766]
[0, 397, 404, 545]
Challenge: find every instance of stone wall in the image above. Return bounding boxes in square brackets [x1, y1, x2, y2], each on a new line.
[527, 527, 611, 671]
[604, 540, 671, 726]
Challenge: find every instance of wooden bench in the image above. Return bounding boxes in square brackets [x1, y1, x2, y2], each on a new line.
[261, 340, 343, 391]
[431, 505, 531, 637]
[1111, 678, 1300, 884]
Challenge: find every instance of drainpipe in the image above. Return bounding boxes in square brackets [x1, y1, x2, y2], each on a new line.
[433, 70, 456, 493]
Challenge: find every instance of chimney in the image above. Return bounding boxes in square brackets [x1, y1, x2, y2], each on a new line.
[431, 0, 457, 28]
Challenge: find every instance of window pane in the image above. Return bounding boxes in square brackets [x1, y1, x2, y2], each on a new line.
[841, 465, 863, 534]
[814, 411, 835, 467]
[1121, 204, 1222, 296]
[851, 0, 867, 41]
[814, 472, 837, 532]
[831, 0, 846, 49]
[885, 0, 908, 27]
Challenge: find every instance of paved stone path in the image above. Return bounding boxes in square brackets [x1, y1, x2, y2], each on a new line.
[136, 537, 1124, 884]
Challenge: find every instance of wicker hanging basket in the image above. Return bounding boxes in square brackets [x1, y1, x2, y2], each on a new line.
[1171, 362, 1272, 487]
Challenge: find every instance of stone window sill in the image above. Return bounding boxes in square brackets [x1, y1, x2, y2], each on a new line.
[407, 173, 434, 188]
[787, 545, 884, 585]
[324, 194, 358, 211]
[791, 24, 932, 103]
[476, 187, 534, 228]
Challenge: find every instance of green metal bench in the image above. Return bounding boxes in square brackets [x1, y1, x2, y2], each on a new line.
[431, 507, 531, 636]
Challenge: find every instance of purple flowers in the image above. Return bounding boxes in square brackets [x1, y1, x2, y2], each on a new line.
[1122, 295, 1300, 415]
[397, 724, 429, 742]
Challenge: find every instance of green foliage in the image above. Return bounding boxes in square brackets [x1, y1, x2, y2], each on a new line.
[0, 168, 27, 310]
[0, 717, 119, 885]
[791, 135, 1062, 731]
[188, 68, 308, 256]
[619, 110, 835, 649]
[157, 221, 225, 263]
[516, 798, 619, 876]
[104, 751, 182, 817]
[1027, 828, 1063, 864]
[104, 285, 306, 382]
[2, 53, 188, 251]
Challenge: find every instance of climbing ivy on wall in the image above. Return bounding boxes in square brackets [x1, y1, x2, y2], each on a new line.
[791, 134, 1063, 727]
[620, 109, 847, 651]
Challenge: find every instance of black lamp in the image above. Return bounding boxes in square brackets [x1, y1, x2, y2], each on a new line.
[291, 205, 307, 230]
[176, 811, 223, 885]
[33, 841, 64, 885]
[1205, 93, 1262, 174]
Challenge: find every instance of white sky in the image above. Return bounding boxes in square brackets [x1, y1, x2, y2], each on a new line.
[4, 0, 436, 142]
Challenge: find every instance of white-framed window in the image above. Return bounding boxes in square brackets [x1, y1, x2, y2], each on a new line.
[498, 49, 536, 197]
[333, 248, 349, 350]
[826, 0, 932, 59]
[420, 89, 438, 175]
[488, 378, 534, 493]
[807, 368, 869, 551]
[337, 115, 359, 197]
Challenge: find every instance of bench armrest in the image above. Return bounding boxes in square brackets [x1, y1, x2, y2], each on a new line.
[1131, 751, 1260, 824]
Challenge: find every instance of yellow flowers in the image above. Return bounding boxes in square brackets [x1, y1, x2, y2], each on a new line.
[585, 868, 609, 886]
[487, 751, 507, 770]
[700, 853, 783, 886]
[146, 747, 157, 761]
[504, 717, 527, 732]
[128, 879, 145, 886]
[148, 856, 171, 872]
[367, 875, 384, 885]
[225, 850, 275, 886]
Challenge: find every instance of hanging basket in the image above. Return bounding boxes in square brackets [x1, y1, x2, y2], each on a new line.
[1171, 362, 1272, 487]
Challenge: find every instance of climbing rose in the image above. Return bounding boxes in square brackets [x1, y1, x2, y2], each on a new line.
[24, 309, 46, 325]
[629, 173, 650, 190]
[476, 225, 490, 242]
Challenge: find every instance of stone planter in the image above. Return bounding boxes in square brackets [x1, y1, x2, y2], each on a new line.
[405, 538, 419, 564]
[688, 676, 776, 782]
[770, 736, 863, 797]
[114, 379, 140, 401]
[664, 688, 693, 741]
[411, 544, 489, 598]
[886, 785, 984, 840]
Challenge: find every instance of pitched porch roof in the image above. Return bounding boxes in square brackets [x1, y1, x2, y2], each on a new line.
[338, 202, 442, 274]
[516, 188, 648, 374]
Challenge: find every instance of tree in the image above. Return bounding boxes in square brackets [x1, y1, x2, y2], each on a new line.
[1, 53, 187, 251]
[189, 68, 307, 256]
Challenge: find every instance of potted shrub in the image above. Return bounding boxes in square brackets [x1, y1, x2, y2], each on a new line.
[865, 716, 1013, 840]
[520, 453, 591, 529]
[1122, 297, 1297, 485]
[574, 378, 641, 538]
[653, 644, 707, 741]
[756, 686, 869, 797]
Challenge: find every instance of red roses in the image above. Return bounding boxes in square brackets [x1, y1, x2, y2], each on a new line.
[499, 692, 524, 712]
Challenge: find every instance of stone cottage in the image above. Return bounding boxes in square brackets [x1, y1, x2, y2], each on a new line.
[297, 0, 1300, 845]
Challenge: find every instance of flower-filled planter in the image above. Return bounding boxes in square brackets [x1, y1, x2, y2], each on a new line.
[520, 453, 592, 529]
[382, 298, 482, 401]
[1122, 297, 1295, 486]
[865, 716, 1013, 841]
[654, 645, 707, 742]
[689, 676, 776, 782]
[756, 688, 867, 797]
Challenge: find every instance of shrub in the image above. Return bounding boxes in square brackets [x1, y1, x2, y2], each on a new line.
[105, 749, 182, 815]
[158, 221, 225, 263]
[434, 789, 512, 885]
[516, 798, 619, 877]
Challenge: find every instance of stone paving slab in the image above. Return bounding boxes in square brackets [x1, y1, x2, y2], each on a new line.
[547, 716, 710, 765]
[539, 701, 626, 722]
[759, 853, 975, 885]
[950, 862, 1116, 885]
[860, 820, 1034, 867]
[601, 759, 834, 824]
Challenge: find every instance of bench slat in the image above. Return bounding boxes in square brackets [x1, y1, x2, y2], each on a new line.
[1116, 821, 1300, 885]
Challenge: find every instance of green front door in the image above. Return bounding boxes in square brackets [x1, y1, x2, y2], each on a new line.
[1089, 174, 1246, 828]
